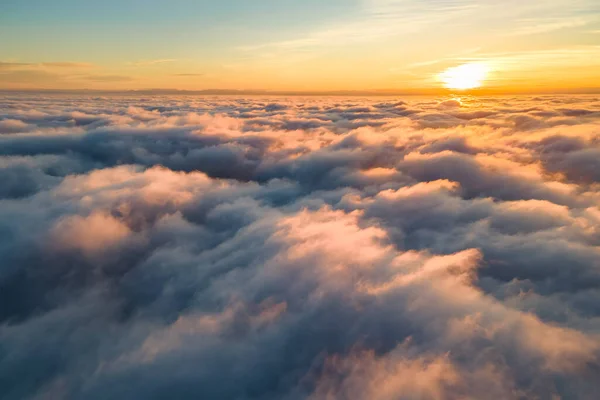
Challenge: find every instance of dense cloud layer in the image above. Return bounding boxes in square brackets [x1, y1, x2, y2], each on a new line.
[1, 93, 600, 399]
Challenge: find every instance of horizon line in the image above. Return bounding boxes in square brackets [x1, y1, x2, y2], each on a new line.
[1, 87, 600, 96]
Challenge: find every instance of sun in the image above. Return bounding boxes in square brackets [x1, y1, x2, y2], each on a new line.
[439, 63, 489, 90]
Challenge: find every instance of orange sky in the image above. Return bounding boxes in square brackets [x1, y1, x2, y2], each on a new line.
[1, 0, 600, 93]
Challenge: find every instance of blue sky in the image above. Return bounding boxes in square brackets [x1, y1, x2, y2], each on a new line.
[1, 0, 355, 62]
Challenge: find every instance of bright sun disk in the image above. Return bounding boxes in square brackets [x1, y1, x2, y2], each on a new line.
[439, 63, 489, 90]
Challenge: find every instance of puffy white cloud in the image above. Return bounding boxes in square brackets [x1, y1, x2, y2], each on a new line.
[0, 93, 599, 399]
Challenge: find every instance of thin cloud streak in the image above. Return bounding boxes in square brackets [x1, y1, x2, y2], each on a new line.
[130, 59, 177, 67]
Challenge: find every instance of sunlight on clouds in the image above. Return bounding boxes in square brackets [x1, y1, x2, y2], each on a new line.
[1, 94, 600, 398]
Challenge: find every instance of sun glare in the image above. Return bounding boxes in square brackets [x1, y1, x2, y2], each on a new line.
[439, 63, 489, 90]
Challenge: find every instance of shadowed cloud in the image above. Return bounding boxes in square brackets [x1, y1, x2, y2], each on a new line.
[0, 93, 599, 399]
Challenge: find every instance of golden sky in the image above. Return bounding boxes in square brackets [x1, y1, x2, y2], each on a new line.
[1, 0, 600, 93]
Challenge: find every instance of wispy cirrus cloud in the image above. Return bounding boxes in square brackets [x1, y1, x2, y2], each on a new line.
[456, 45, 600, 75]
[394, 44, 600, 89]
[130, 59, 177, 67]
[0, 61, 95, 70]
[0, 61, 137, 87]
[39, 62, 95, 68]
[238, 0, 476, 52]
[172, 73, 204, 77]
[504, 17, 592, 36]
[0, 62, 32, 70]
[236, 0, 597, 78]
[77, 74, 134, 82]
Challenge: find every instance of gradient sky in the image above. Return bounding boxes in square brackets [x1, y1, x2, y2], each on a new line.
[1, 0, 600, 92]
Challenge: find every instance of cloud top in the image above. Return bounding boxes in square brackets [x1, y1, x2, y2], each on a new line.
[0, 93, 600, 399]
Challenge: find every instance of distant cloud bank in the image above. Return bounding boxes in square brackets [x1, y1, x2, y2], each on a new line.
[0, 93, 600, 399]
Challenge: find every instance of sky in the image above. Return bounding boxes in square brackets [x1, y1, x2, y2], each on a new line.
[1, 0, 600, 92]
